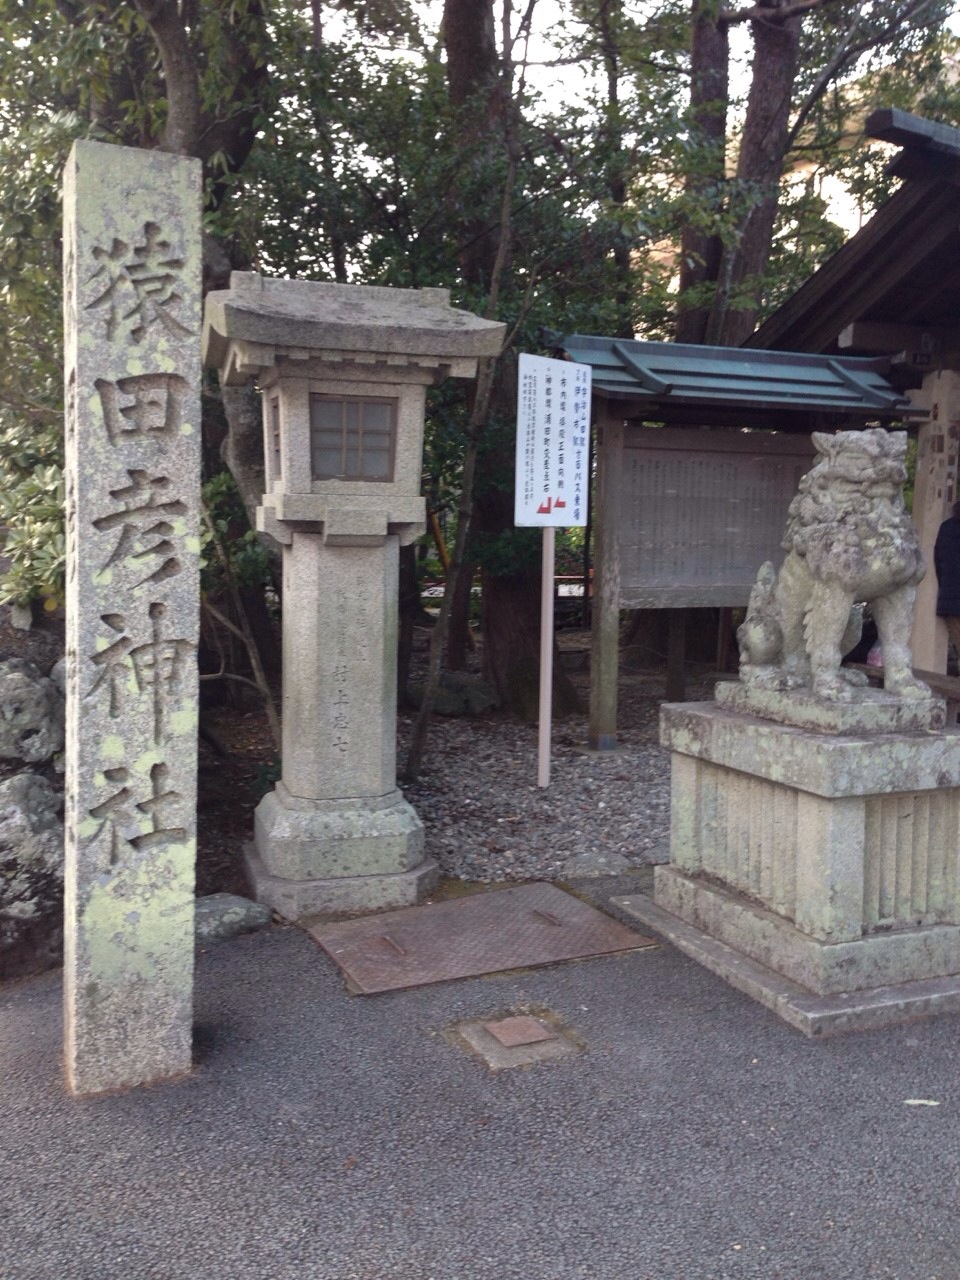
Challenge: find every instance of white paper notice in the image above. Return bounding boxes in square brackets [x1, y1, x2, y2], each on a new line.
[515, 353, 591, 527]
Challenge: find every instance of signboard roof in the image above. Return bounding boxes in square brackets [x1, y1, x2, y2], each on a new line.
[556, 334, 920, 428]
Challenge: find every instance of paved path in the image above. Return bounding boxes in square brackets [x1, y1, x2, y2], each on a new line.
[2, 888, 959, 1279]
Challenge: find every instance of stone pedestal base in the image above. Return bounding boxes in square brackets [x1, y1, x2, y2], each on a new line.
[250, 784, 438, 919]
[613, 890, 960, 1036]
[653, 865, 960, 993]
[715, 680, 946, 735]
[647, 699, 960, 1034]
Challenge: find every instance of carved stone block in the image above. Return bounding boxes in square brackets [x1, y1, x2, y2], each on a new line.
[63, 141, 201, 1095]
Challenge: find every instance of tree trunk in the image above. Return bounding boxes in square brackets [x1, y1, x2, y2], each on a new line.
[434, 0, 584, 719]
[445, 551, 476, 670]
[220, 383, 267, 533]
[482, 567, 581, 722]
[676, 0, 729, 345]
[441, 0, 556, 715]
[443, 0, 498, 105]
[442, 0, 503, 293]
[596, 0, 635, 339]
[129, 0, 268, 196]
[713, 6, 802, 346]
[132, 0, 201, 155]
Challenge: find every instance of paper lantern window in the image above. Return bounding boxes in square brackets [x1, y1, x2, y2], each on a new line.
[309, 395, 397, 482]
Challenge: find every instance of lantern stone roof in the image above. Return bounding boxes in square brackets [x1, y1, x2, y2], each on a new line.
[556, 333, 919, 431]
[203, 273, 505, 383]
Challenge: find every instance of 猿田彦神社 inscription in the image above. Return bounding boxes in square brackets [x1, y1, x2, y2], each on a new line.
[63, 141, 201, 1097]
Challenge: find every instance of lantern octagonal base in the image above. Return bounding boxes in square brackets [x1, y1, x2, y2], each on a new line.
[248, 786, 437, 920]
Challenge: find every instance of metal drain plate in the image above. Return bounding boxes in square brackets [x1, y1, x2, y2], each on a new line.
[450, 1011, 582, 1071]
[308, 881, 656, 994]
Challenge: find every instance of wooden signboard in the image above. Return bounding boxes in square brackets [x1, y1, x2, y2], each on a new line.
[615, 426, 815, 608]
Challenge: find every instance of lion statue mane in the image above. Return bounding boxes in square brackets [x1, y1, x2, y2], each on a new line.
[737, 427, 929, 702]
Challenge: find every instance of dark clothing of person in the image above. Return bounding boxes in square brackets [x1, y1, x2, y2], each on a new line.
[934, 515, 960, 617]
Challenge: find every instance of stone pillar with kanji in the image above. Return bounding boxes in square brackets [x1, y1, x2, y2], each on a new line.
[63, 141, 201, 1095]
[203, 274, 504, 918]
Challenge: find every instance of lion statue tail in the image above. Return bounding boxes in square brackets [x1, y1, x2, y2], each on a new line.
[737, 561, 782, 675]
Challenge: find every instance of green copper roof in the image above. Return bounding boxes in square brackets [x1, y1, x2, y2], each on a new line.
[557, 335, 920, 425]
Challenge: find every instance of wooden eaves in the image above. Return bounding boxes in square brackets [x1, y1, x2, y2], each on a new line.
[747, 109, 960, 358]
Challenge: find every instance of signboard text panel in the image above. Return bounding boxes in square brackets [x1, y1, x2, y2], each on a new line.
[616, 426, 814, 608]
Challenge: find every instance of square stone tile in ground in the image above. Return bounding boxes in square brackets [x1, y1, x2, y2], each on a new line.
[482, 1014, 559, 1047]
[446, 1009, 583, 1071]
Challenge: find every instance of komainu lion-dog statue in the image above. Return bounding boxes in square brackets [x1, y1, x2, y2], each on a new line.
[737, 427, 929, 702]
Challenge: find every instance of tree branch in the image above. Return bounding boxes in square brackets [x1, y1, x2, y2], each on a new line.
[828, 0, 943, 62]
[720, 0, 836, 25]
[786, 2, 865, 149]
[404, 0, 524, 781]
[132, 0, 201, 155]
[201, 505, 281, 750]
[199, 669, 266, 695]
[786, 0, 944, 150]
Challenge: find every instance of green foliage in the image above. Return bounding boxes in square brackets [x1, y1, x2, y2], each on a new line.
[0, 0, 958, 614]
[238, 34, 454, 284]
[763, 3, 960, 309]
[0, 0, 274, 608]
[0, 102, 84, 607]
[762, 182, 848, 317]
[200, 471, 271, 594]
[0, 463, 64, 609]
[472, 525, 542, 578]
[253, 753, 282, 797]
[904, 435, 918, 513]
[556, 527, 587, 577]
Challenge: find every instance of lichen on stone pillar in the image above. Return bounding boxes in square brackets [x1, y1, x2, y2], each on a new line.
[63, 141, 201, 1096]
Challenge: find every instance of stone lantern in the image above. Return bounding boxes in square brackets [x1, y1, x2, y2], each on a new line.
[203, 274, 504, 918]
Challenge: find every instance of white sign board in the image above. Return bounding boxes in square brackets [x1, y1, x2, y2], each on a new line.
[515, 353, 591, 527]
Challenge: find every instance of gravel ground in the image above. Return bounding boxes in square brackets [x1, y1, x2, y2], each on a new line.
[397, 631, 722, 884]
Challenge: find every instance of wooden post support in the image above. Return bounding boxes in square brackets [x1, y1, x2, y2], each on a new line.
[666, 607, 687, 702]
[589, 415, 622, 750]
[910, 369, 960, 673]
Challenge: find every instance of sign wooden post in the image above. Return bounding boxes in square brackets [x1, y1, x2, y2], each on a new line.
[515, 354, 591, 787]
[538, 524, 555, 787]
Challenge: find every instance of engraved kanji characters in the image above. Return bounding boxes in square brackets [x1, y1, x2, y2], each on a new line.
[331, 613, 351, 751]
[93, 469, 186, 586]
[85, 222, 193, 343]
[331, 685, 350, 735]
[77, 221, 198, 863]
[89, 762, 186, 867]
[87, 603, 194, 743]
[95, 372, 189, 445]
